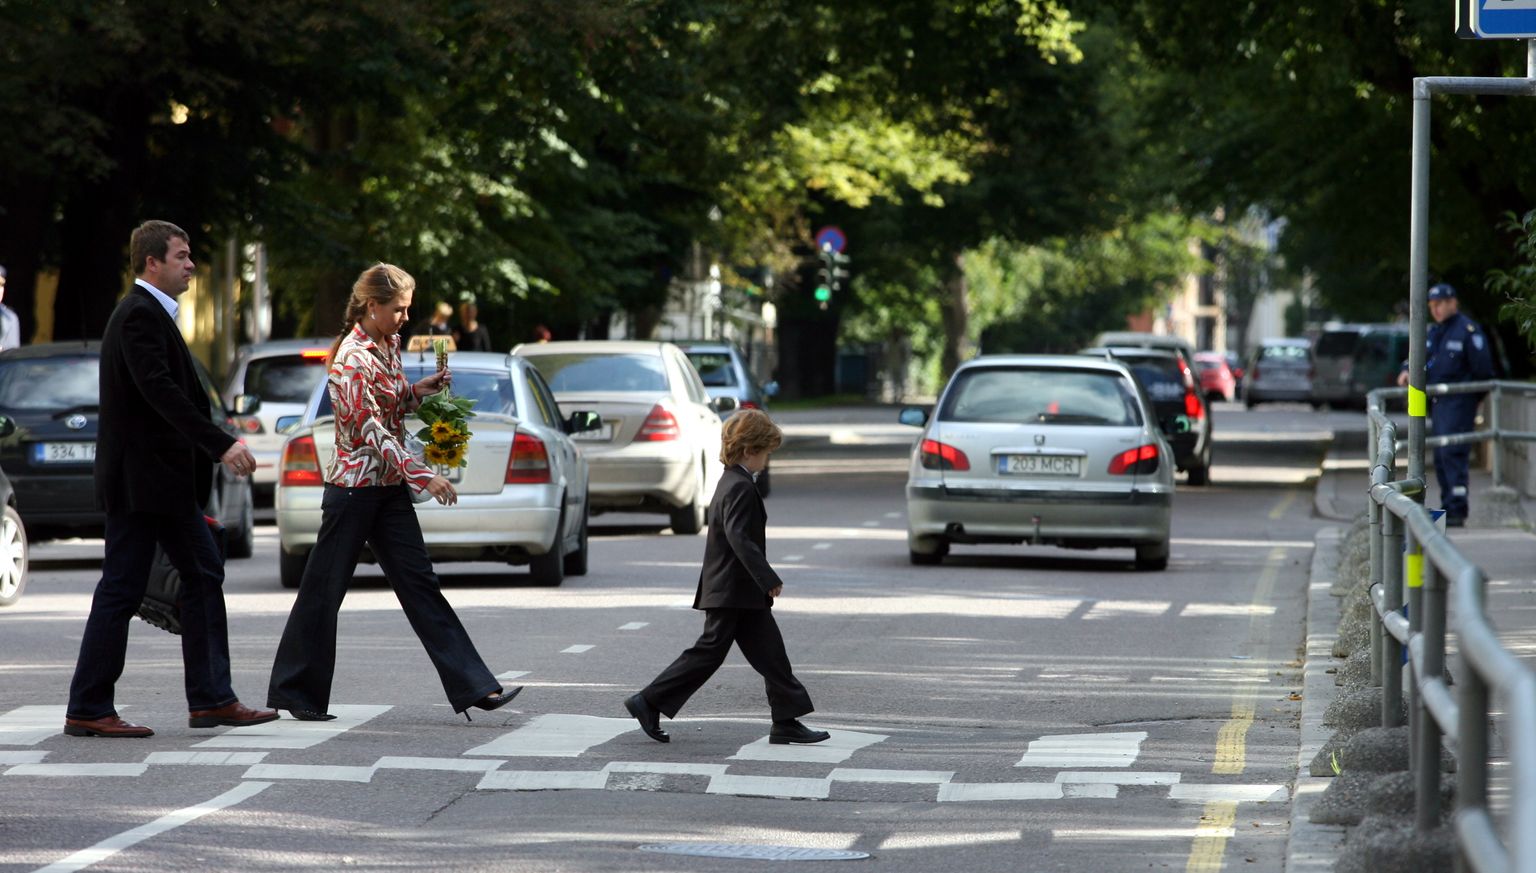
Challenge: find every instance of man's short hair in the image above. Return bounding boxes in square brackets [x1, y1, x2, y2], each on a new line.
[719, 409, 783, 465]
[129, 221, 189, 274]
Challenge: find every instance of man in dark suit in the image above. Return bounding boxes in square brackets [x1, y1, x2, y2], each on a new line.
[64, 220, 277, 738]
[624, 409, 829, 745]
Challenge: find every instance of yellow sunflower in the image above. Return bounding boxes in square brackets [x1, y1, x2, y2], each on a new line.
[430, 420, 457, 441]
[443, 445, 467, 467]
[424, 443, 449, 466]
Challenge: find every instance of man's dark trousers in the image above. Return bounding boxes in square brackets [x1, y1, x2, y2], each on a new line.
[641, 608, 814, 723]
[67, 501, 234, 720]
[267, 484, 499, 714]
[1432, 394, 1479, 521]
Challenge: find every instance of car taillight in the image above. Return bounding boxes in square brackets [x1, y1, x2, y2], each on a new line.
[920, 438, 970, 471]
[234, 415, 263, 434]
[635, 404, 680, 441]
[1179, 359, 1204, 419]
[506, 431, 551, 484]
[280, 435, 323, 486]
[740, 400, 760, 410]
[1108, 444, 1160, 475]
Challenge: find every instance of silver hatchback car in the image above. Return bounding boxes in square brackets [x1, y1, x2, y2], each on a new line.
[901, 356, 1174, 570]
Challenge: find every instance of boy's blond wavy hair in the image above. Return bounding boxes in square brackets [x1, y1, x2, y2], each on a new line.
[719, 409, 782, 465]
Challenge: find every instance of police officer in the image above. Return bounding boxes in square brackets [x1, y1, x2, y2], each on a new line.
[1398, 283, 1494, 526]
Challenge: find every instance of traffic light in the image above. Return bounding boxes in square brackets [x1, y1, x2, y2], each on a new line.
[814, 245, 850, 309]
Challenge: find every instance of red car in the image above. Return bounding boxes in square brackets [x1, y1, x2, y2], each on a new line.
[1194, 351, 1237, 403]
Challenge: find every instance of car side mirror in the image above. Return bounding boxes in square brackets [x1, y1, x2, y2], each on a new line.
[763, 381, 780, 398]
[711, 396, 738, 414]
[233, 394, 261, 415]
[0, 415, 14, 439]
[275, 415, 302, 435]
[898, 407, 929, 427]
[566, 410, 602, 434]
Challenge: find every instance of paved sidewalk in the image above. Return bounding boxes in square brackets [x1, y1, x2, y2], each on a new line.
[1292, 426, 1536, 870]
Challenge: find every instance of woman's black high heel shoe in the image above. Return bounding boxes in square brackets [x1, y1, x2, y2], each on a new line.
[462, 686, 522, 722]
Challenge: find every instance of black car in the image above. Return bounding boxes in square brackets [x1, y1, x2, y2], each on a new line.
[0, 416, 29, 607]
[0, 342, 255, 555]
[1083, 346, 1212, 486]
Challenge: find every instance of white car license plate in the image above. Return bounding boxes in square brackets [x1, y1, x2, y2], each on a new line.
[573, 424, 614, 441]
[36, 442, 96, 464]
[999, 454, 1080, 476]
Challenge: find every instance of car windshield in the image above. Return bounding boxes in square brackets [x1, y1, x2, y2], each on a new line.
[686, 352, 738, 387]
[525, 353, 668, 392]
[940, 367, 1141, 426]
[313, 368, 516, 418]
[244, 354, 330, 404]
[0, 356, 99, 410]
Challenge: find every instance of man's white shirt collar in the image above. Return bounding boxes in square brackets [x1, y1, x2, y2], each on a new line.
[134, 278, 178, 320]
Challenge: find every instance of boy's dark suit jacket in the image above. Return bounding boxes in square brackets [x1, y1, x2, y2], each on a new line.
[95, 286, 235, 515]
[693, 465, 782, 609]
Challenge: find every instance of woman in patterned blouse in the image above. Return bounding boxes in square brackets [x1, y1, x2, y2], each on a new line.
[267, 264, 521, 722]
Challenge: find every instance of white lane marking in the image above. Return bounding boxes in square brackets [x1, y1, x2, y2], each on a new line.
[1065, 783, 1119, 798]
[374, 756, 504, 773]
[1014, 731, 1147, 769]
[1055, 771, 1180, 785]
[938, 782, 1063, 802]
[464, 714, 636, 758]
[1169, 783, 1288, 803]
[604, 761, 728, 776]
[31, 781, 271, 873]
[617, 622, 649, 631]
[193, 704, 389, 750]
[562, 645, 595, 654]
[1054, 827, 1236, 841]
[829, 768, 953, 784]
[883, 512, 901, 519]
[497, 670, 531, 681]
[0, 705, 70, 746]
[144, 752, 267, 766]
[0, 751, 48, 764]
[242, 764, 375, 783]
[707, 774, 830, 800]
[477, 769, 609, 791]
[1172, 538, 1311, 549]
[861, 521, 879, 528]
[729, 730, 888, 764]
[812, 543, 832, 550]
[879, 831, 1021, 850]
[6, 763, 147, 777]
[781, 555, 804, 562]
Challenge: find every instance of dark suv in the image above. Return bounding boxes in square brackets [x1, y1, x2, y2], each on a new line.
[1084, 346, 1212, 486]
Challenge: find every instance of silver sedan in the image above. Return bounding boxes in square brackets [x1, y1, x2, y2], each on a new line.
[901, 355, 1174, 570]
[274, 351, 598, 587]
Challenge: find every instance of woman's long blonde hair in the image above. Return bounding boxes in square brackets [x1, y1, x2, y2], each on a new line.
[326, 263, 415, 364]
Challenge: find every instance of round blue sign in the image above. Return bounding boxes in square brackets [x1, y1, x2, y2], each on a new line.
[814, 225, 847, 254]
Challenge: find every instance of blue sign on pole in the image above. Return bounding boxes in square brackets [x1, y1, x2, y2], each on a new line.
[1460, 0, 1536, 39]
[814, 225, 848, 254]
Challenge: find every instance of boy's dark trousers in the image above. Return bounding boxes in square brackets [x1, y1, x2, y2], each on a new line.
[641, 607, 813, 722]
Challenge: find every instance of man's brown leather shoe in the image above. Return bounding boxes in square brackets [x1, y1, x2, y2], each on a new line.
[188, 701, 280, 729]
[63, 715, 154, 738]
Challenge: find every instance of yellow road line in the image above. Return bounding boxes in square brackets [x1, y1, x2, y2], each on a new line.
[1186, 801, 1238, 873]
[1267, 490, 1297, 521]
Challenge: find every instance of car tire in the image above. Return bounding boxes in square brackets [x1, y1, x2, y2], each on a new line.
[669, 461, 707, 535]
[1186, 444, 1212, 487]
[227, 487, 255, 559]
[563, 503, 589, 577]
[531, 506, 567, 586]
[0, 505, 28, 607]
[1135, 540, 1170, 572]
[279, 549, 308, 589]
[909, 534, 949, 566]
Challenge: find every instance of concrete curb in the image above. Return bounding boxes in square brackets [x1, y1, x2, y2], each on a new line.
[1285, 525, 1349, 871]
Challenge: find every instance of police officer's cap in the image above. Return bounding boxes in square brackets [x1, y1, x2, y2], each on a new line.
[1429, 282, 1457, 300]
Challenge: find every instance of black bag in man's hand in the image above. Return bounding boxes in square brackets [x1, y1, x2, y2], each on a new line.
[136, 516, 227, 635]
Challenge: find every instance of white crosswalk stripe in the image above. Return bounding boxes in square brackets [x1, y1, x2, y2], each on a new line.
[192, 704, 389, 750]
[0, 705, 73, 746]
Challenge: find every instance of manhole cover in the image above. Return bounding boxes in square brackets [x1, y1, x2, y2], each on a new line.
[639, 843, 869, 861]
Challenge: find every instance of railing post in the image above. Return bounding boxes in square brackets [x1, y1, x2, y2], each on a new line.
[1417, 557, 1447, 830]
[1457, 568, 1490, 873]
[1491, 383, 1505, 488]
[1381, 509, 1405, 726]
[1369, 492, 1384, 686]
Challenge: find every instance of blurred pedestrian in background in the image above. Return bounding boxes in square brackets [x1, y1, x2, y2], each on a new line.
[0, 265, 20, 350]
[427, 301, 455, 337]
[454, 295, 492, 352]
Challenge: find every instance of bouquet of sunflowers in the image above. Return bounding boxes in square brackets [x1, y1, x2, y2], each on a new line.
[414, 339, 476, 469]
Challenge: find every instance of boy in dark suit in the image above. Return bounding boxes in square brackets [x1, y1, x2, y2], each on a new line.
[625, 409, 828, 745]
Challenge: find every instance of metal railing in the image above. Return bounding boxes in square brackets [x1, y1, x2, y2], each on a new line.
[1364, 382, 1536, 873]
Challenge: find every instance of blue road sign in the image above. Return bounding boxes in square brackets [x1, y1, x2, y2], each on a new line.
[1461, 0, 1536, 38]
[814, 225, 847, 254]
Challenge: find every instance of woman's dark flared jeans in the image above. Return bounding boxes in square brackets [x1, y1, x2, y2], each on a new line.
[267, 484, 499, 714]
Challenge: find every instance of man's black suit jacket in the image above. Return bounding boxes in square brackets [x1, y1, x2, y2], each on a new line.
[693, 465, 782, 610]
[94, 286, 235, 515]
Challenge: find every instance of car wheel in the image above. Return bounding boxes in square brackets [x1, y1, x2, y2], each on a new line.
[530, 505, 567, 586]
[563, 503, 589, 577]
[669, 460, 707, 535]
[1186, 444, 1212, 487]
[279, 549, 308, 589]
[1135, 540, 1170, 571]
[0, 505, 28, 607]
[909, 534, 949, 566]
[226, 486, 255, 559]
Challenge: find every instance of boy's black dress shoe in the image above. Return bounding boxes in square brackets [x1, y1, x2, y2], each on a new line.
[289, 710, 337, 722]
[769, 719, 830, 745]
[625, 693, 669, 743]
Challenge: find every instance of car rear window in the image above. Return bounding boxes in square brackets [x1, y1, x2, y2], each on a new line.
[1195, 358, 1222, 372]
[1119, 358, 1186, 404]
[244, 355, 329, 404]
[940, 367, 1141, 426]
[686, 352, 738, 387]
[525, 353, 668, 393]
[315, 368, 516, 419]
[0, 356, 99, 410]
[1315, 331, 1361, 357]
[1259, 345, 1310, 362]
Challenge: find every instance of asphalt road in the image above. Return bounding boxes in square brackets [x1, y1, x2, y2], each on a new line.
[1, 402, 1354, 873]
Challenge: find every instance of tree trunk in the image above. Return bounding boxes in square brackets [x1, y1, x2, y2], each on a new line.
[938, 250, 969, 381]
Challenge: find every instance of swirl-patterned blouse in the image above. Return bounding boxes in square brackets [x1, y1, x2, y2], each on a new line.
[325, 324, 436, 492]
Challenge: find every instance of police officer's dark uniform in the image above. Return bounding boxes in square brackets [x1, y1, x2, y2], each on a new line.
[1422, 283, 1494, 526]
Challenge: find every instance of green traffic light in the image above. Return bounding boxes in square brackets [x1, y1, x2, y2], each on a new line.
[814, 285, 832, 302]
